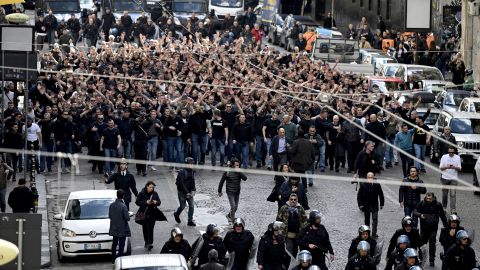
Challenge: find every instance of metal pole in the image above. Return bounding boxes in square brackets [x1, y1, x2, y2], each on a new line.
[1, 50, 4, 144]
[16, 218, 25, 270]
[23, 53, 29, 181]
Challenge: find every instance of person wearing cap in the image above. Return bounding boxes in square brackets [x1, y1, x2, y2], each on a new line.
[345, 241, 376, 270]
[108, 189, 131, 263]
[223, 218, 254, 269]
[257, 221, 289, 270]
[442, 230, 476, 270]
[161, 228, 193, 262]
[174, 157, 197, 226]
[199, 249, 225, 270]
[439, 214, 464, 255]
[105, 159, 138, 210]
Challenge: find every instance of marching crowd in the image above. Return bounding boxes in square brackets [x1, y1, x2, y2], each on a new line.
[0, 4, 478, 270]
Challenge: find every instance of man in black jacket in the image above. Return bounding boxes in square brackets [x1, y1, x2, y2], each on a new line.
[413, 192, 447, 266]
[223, 218, 255, 270]
[54, 110, 75, 173]
[101, 8, 115, 36]
[174, 157, 196, 226]
[442, 230, 477, 270]
[288, 129, 315, 190]
[269, 128, 288, 172]
[193, 224, 226, 267]
[439, 214, 464, 255]
[357, 172, 384, 238]
[8, 178, 34, 213]
[161, 228, 193, 262]
[298, 210, 334, 270]
[386, 216, 422, 260]
[66, 13, 81, 44]
[257, 222, 289, 270]
[232, 114, 253, 169]
[347, 225, 377, 262]
[399, 167, 427, 227]
[105, 159, 138, 210]
[218, 159, 247, 221]
[354, 141, 379, 179]
[365, 114, 387, 170]
[108, 189, 130, 263]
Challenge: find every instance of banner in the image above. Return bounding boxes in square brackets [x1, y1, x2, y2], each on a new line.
[259, 0, 280, 23]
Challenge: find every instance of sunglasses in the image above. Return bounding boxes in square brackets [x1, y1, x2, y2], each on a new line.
[289, 198, 297, 201]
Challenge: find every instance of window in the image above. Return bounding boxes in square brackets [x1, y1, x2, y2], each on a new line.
[386, 0, 391, 19]
[377, 0, 381, 15]
[368, 0, 372, 10]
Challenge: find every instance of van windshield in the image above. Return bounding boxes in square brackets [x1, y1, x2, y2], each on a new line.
[450, 119, 480, 134]
[210, 0, 242, 7]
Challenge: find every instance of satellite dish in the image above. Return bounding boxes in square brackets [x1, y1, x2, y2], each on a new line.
[0, 239, 19, 266]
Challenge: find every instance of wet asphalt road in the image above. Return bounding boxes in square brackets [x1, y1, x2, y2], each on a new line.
[45, 154, 480, 270]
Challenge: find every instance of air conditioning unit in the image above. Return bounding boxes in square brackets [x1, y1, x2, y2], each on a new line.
[468, 0, 480, 16]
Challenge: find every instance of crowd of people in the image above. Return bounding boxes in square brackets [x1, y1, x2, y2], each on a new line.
[0, 3, 478, 270]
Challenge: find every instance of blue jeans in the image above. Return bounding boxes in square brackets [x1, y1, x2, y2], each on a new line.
[404, 204, 418, 228]
[413, 144, 426, 170]
[167, 137, 182, 163]
[104, 148, 118, 174]
[255, 135, 265, 164]
[211, 138, 226, 166]
[265, 138, 272, 167]
[385, 138, 395, 164]
[226, 134, 234, 162]
[56, 141, 73, 169]
[319, 143, 326, 170]
[161, 139, 168, 162]
[175, 192, 194, 222]
[375, 142, 385, 167]
[147, 137, 158, 163]
[191, 133, 207, 163]
[119, 140, 132, 159]
[40, 140, 54, 171]
[235, 142, 249, 168]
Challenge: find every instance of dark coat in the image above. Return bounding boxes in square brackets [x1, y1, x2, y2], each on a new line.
[348, 236, 377, 260]
[387, 228, 422, 256]
[160, 238, 192, 261]
[200, 262, 225, 270]
[439, 226, 464, 252]
[269, 135, 286, 159]
[193, 234, 226, 266]
[345, 254, 376, 270]
[8, 186, 34, 213]
[108, 199, 131, 237]
[218, 172, 247, 194]
[106, 171, 138, 203]
[135, 188, 161, 218]
[399, 177, 427, 206]
[223, 229, 255, 267]
[298, 224, 334, 265]
[267, 175, 287, 202]
[357, 181, 384, 212]
[288, 137, 315, 172]
[176, 169, 196, 194]
[413, 197, 448, 231]
[354, 150, 379, 177]
[256, 232, 289, 269]
[442, 243, 476, 270]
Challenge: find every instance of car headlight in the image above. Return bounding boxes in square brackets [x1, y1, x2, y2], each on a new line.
[457, 141, 464, 148]
[61, 228, 76, 237]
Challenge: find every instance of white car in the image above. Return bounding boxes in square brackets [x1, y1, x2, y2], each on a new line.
[458, 97, 480, 113]
[473, 159, 480, 195]
[114, 254, 188, 270]
[55, 190, 132, 262]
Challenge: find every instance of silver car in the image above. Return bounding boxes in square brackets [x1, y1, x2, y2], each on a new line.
[114, 254, 188, 270]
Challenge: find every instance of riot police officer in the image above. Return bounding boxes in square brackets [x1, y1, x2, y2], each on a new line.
[257, 221, 290, 270]
[348, 225, 377, 261]
[292, 250, 313, 270]
[160, 227, 193, 261]
[345, 241, 376, 270]
[386, 217, 422, 259]
[439, 214, 464, 256]
[223, 218, 255, 270]
[192, 224, 226, 268]
[395, 248, 420, 270]
[442, 230, 477, 270]
[298, 210, 334, 270]
[385, 235, 410, 270]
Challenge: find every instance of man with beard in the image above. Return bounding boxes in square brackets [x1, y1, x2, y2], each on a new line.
[257, 221, 289, 270]
[399, 167, 426, 227]
[223, 218, 255, 270]
[297, 210, 334, 269]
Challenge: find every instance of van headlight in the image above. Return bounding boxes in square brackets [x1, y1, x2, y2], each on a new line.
[457, 141, 464, 148]
[61, 228, 76, 237]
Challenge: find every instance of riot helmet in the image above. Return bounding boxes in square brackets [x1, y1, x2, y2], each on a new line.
[206, 224, 220, 237]
[357, 240, 370, 255]
[397, 235, 410, 248]
[171, 227, 183, 239]
[307, 266, 320, 270]
[297, 250, 312, 264]
[308, 210, 322, 224]
[233, 218, 245, 228]
[448, 214, 460, 226]
[402, 216, 414, 227]
[404, 248, 418, 259]
[456, 230, 470, 242]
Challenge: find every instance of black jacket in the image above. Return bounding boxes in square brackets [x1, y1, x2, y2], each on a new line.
[160, 238, 192, 261]
[256, 232, 289, 269]
[345, 254, 376, 270]
[288, 137, 315, 172]
[357, 182, 384, 212]
[279, 181, 309, 210]
[193, 234, 226, 266]
[218, 172, 247, 194]
[413, 198, 448, 231]
[135, 188, 161, 217]
[232, 122, 253, 143]
[176, 169, 196, 194]
[365, 121, 386, 144]
[354, 150, 379, 177]
[223, 229, 255, 267]
[385, 248, 406, 270]
[8, 186, 34, 213]
[54, 117, 75, 142]
[442, 243, 476, 270]
[298, 224, 334, 263]
[106, 171, 138, 203]
[399, 177, 426, 206]
[439, 226, 464, 252]
[108, 199, 131, 237]
[348, 237, 377, 260]
[387, 228, 422, 256]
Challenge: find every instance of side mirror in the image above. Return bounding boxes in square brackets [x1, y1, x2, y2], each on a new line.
[128, 211, 134, 217]
[54, 214, 63, 220]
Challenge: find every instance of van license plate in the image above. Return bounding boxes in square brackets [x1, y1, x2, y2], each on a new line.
[84, 243, 101, 250]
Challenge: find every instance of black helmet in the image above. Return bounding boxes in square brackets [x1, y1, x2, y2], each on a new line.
[357, 240, 370, 253]
[308, 210, 321, 224]
[268, 221, 285, 233]
[403, 248, 418, 259]
[307, 266, 320, 270]
[448, 214, 460, 224]
[402, 216, 414, 227]
[358, 225, 371, 235]
[171, 227, 183, 238]
[408, 266, 423, 270]
[185, 157, 194, 164]
[397, 235, 410, 247]
[206, 224, 220, 237]
[233, 218, 245, 228]
[297, 250, 312, 263]
[456, 230, 470, 241]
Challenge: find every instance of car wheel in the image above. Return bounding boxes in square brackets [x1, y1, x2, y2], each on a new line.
[57, 242, 66, 263]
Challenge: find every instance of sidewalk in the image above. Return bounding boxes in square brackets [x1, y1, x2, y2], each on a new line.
[5, 172, 51, 268]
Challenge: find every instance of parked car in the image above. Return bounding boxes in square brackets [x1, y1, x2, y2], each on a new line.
[458, 97, 480, 113]
[421, 80, 455, 96]
[435, 89, 471, 112]
[114, 254, 188, 270]
[431, 111, 480, 166]
[367, 76, 404, 93]
[55, 190, 132, 262]
[394, 64, 445, 83]
[416, 107, 441, 130]
[378, 63, 402, 77]
[370, 55, 397, 75]
[472, 159, 480, 195]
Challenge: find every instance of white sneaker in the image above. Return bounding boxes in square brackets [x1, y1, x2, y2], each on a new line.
[150, 166, 157, 171]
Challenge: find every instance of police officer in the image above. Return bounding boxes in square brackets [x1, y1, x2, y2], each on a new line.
[348, 225, 377, 261]
[257, 221, 289, 270]
[160, 228, 193, 262]
[442, 230, 477, 270]
[298, 210, 334, 270]
[292, 250, 313, 270]
[105, 158, 138, 210]
[345, 241, 376, 270]
[223, 218, 255, 270]
[386, 217, 422, 260]
[395, 248, 420, 270]
[192, 224, 226, 268]
[439, 214, 464, 256]
[385, 235, 410, 270]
